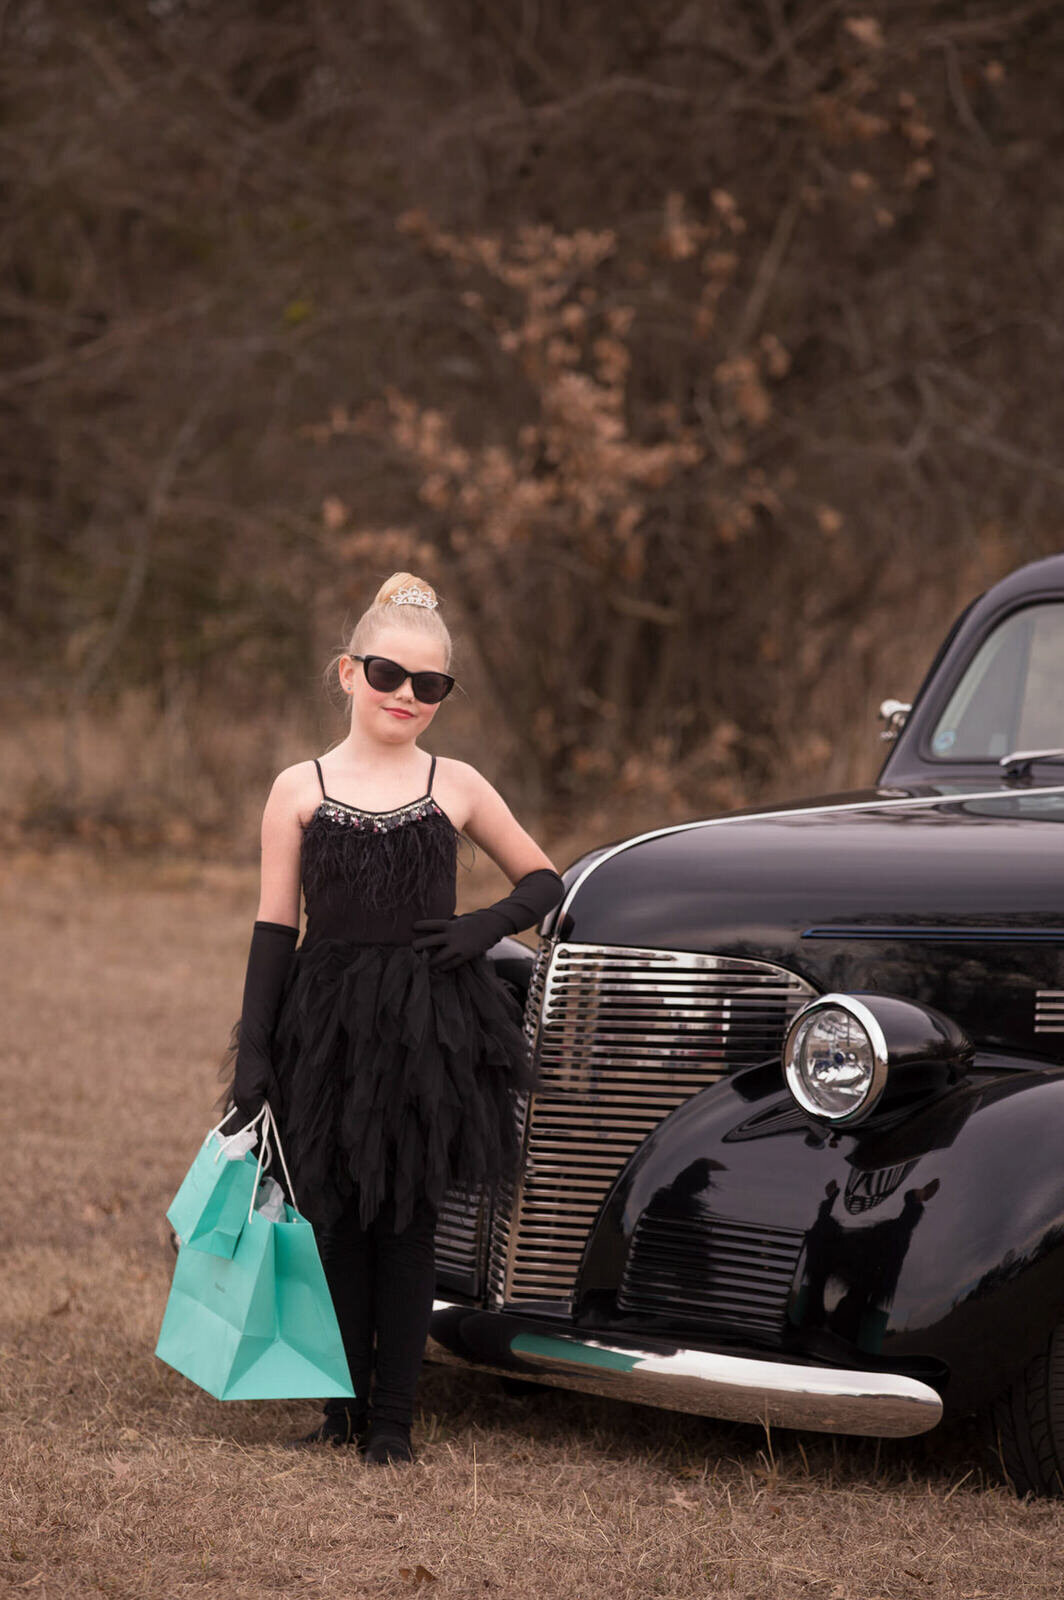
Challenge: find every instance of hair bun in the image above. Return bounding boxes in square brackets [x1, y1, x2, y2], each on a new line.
[374, 571, 439, 609]
[331, 568, 451, 692]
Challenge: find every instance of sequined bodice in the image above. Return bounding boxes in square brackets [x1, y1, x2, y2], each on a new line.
[314, 791, 442, 832]
[300, 756, 458, 947]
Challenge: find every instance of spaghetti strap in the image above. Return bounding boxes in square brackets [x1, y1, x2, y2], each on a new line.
[427, 754, 436, 795]
[313, 758, 327, 799]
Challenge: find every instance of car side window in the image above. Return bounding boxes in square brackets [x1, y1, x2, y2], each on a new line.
[929, 602, 1064, 759]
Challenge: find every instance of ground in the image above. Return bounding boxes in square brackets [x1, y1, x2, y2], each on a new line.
[3, 848, 1063, 1599]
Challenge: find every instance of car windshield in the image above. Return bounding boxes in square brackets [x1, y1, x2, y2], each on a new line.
[929, 602, 1064, 760]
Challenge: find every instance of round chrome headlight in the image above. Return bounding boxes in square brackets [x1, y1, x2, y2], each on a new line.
[784, 994, 889, 1124]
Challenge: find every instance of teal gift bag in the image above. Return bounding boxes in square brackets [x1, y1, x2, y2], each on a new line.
[166, 1105, 265, 1259]
[155, 1105, 355, 1402]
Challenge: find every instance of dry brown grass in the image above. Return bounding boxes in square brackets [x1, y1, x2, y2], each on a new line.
[4, 850, 1064, 1599]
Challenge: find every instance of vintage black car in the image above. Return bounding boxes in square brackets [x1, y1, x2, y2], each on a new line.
[427, 551, 1064, 1497]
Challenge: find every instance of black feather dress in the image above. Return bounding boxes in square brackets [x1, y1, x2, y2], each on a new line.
[222, 754, 536, 1233]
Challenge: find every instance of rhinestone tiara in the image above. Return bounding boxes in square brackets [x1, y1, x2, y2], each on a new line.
[388, 584, 438, 610]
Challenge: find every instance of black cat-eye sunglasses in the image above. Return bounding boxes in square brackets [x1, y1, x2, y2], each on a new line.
[350, 654, 456, 704]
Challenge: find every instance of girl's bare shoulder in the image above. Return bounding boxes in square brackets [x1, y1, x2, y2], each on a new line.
[434, 754, 477, 779]
[431, 756, 494, 831]
[432, 755, 494, 797]
[267, 759, 324, 825]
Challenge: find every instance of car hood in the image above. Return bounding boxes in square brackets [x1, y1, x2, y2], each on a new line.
[552, 784, 1064, 969]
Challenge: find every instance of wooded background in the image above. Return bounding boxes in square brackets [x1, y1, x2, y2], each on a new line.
[3, 0, 1062, 856]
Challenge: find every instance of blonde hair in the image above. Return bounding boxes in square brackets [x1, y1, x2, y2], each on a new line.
[323, 571, 453, 700]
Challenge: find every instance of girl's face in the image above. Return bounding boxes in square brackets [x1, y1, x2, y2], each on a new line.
[341, 625, 449, 743]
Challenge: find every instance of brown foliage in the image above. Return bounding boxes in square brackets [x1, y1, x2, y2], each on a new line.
[2, 1, 1063, 841]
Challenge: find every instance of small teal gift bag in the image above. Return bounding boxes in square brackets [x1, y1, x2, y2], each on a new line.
[155, 1104, 355, 1402]
[166, 1106, 263, 1259]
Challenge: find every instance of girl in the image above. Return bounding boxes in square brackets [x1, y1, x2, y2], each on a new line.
[219, 572, 563, 1465]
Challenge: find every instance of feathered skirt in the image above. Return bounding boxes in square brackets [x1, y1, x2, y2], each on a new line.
[221, 937, 537, 1234]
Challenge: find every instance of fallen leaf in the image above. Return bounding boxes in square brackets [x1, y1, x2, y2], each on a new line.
[107, 1457, 132, 1478]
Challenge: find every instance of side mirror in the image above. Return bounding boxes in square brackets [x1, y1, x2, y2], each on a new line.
[879, 699, 911, 742]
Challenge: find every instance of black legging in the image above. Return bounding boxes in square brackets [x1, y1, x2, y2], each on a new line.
[318, 1188, 439, 1431]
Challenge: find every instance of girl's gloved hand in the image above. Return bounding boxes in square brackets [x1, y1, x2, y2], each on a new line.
[412, 908, 513, 971]
[412, 867, 564, 971]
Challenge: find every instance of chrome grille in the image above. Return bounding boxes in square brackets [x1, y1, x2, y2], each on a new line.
[485, 937, 547, 1307]
[435, 1189, 489, 1298]
[1035, 990, 1064, 1033]
[617, 1212, 804, 1340]
[488, 941, 817, 1308]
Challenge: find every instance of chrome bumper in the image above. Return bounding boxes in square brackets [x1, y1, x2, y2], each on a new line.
[426, 1302, 943, 1438]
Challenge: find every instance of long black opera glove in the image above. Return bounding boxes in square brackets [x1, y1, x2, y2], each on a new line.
[231, 919, 299, 1128]
[411, 867, 564, 972]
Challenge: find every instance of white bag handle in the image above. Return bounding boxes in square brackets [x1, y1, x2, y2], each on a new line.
[209, 1103, 271, 1167]
[248, 1101, 299, 1224]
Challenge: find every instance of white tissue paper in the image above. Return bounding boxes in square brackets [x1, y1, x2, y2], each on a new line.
[253, 1176, 287, 1222]
[216, 1124, 260, 1161]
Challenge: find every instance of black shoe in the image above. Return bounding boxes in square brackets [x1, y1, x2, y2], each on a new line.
[364, 1424, 414, 1466]
[284, 1407, 369, 1450]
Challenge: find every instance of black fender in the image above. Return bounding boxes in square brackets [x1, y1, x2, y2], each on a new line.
[485, 934, 535, 1003]
[575, 1052, 1064, 1416]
